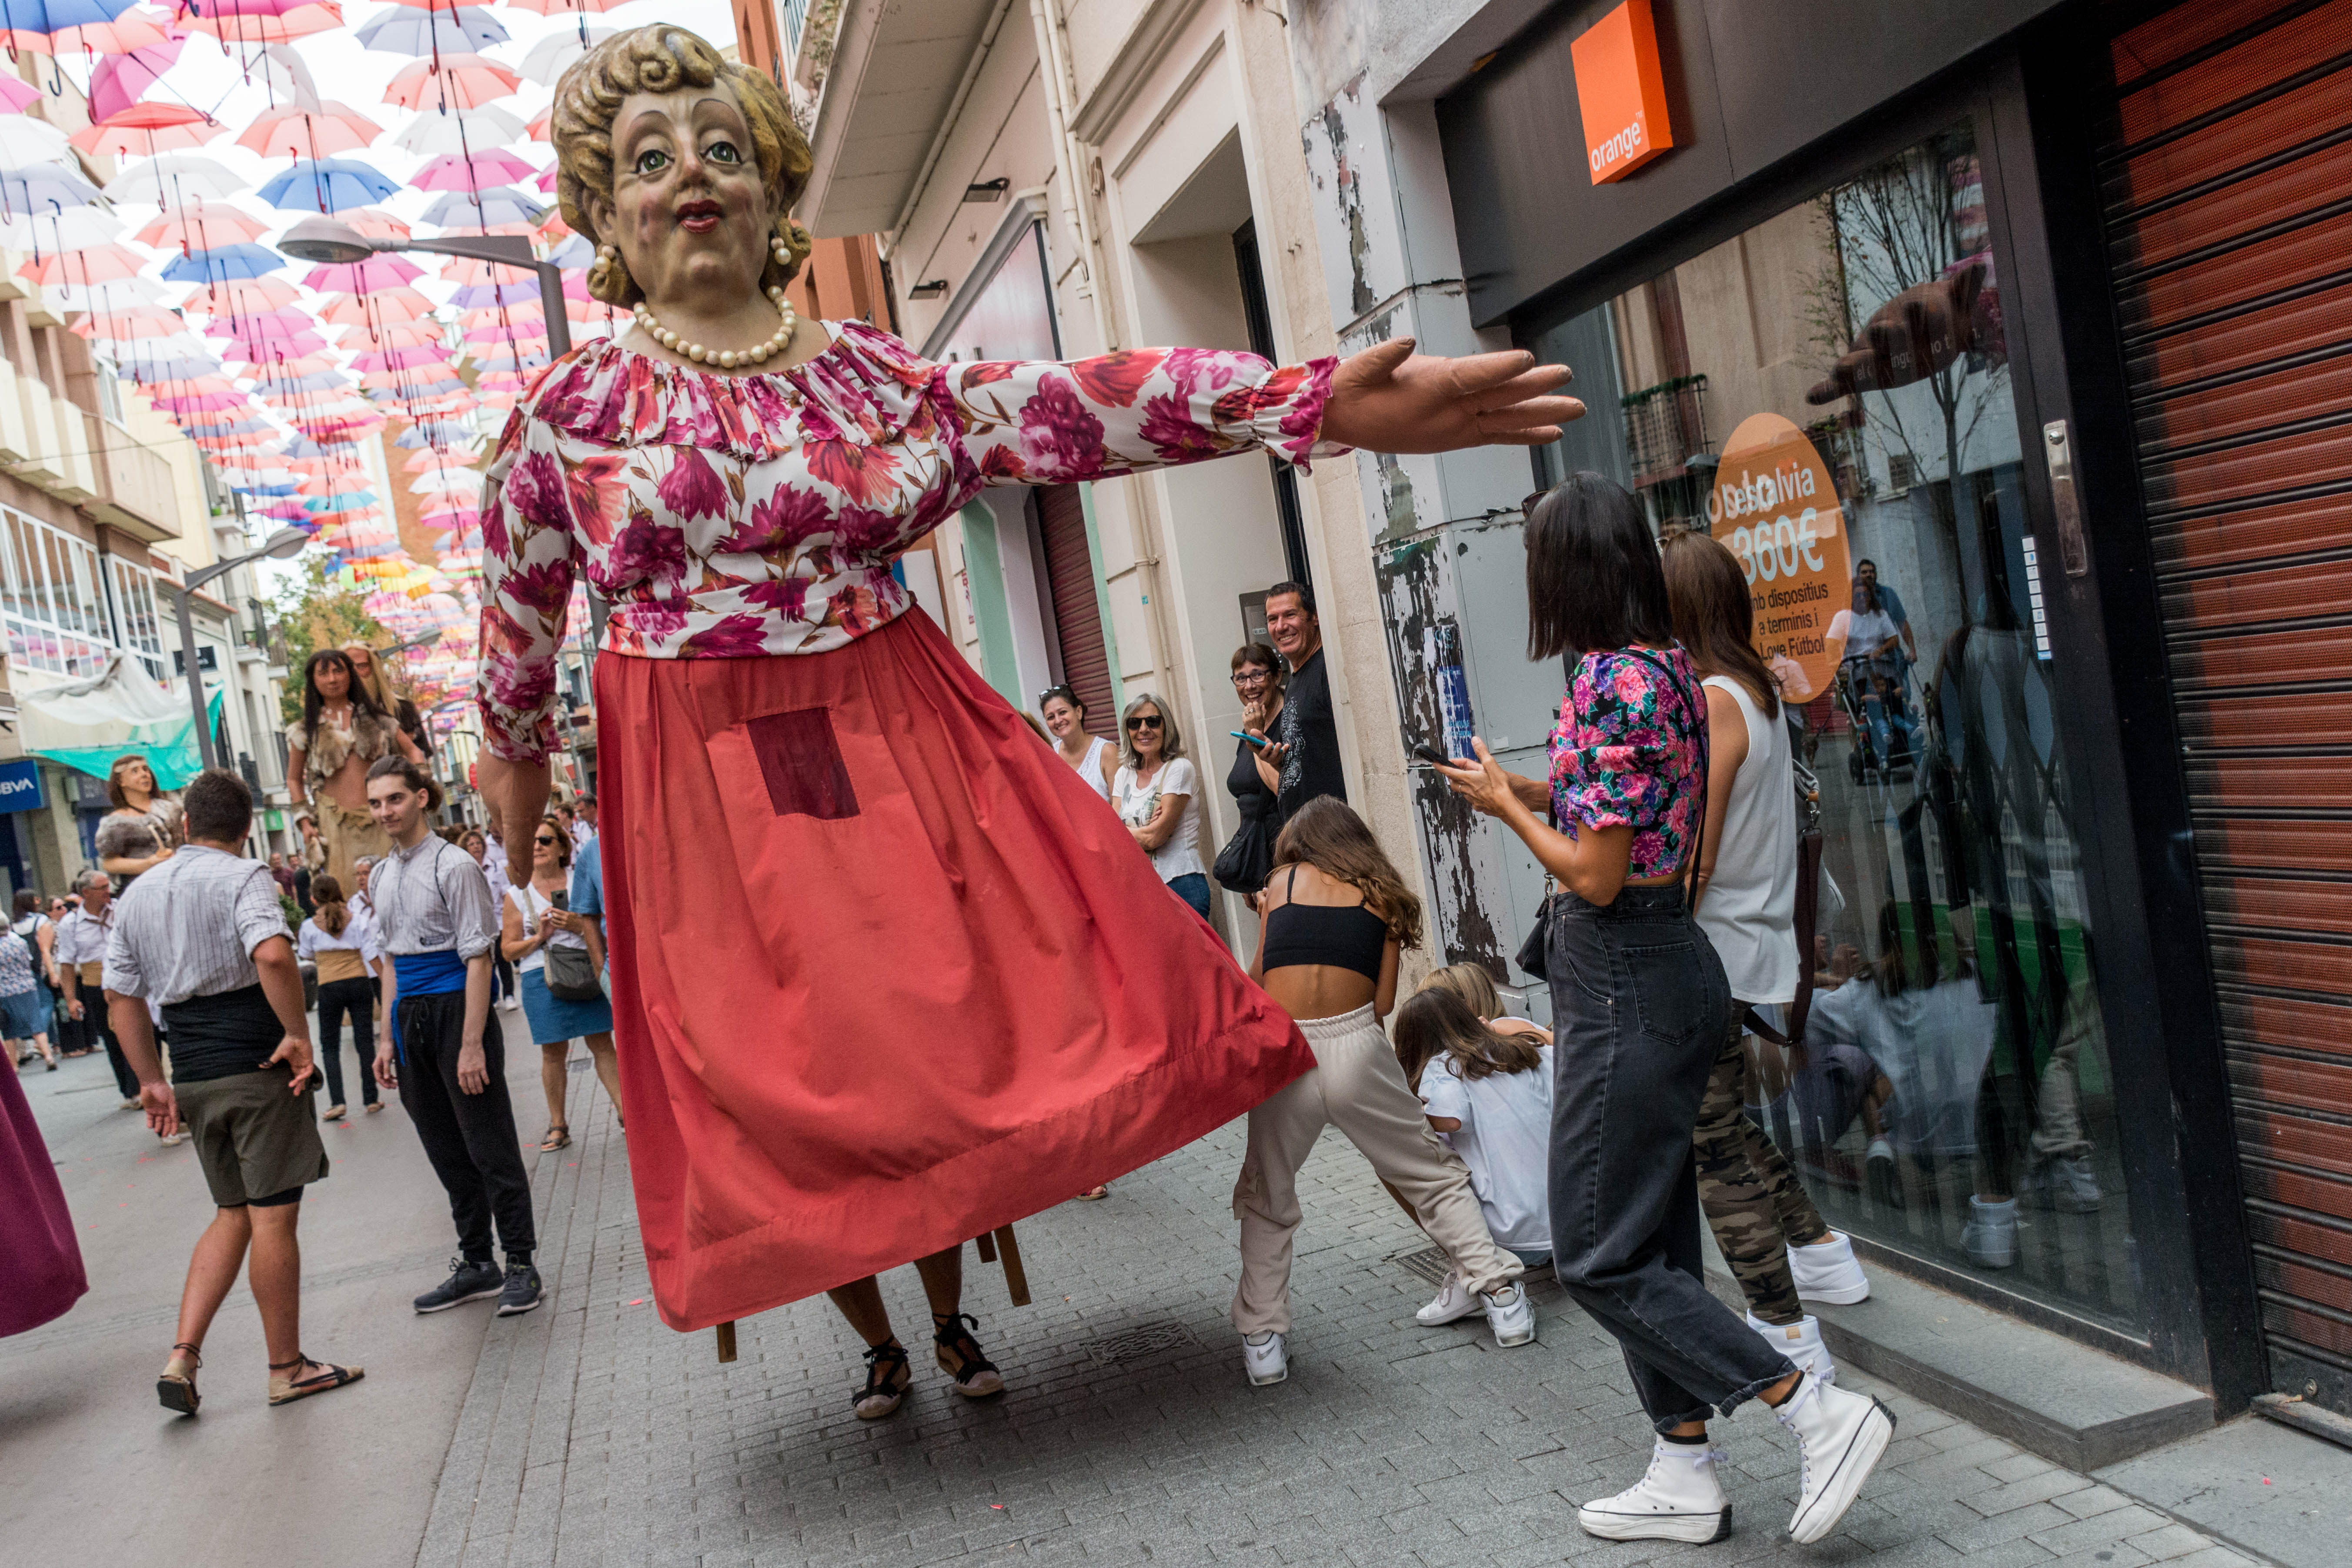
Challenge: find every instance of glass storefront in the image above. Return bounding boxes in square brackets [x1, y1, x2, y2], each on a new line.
[1531, 120, 2142, 1334]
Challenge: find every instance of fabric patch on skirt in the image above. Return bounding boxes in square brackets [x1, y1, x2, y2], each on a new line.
[744, 706, 859, 820]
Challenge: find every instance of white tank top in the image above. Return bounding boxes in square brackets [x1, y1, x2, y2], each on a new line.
[1070, 735, 1112, 799]
[1697, 676, 1799, 1005]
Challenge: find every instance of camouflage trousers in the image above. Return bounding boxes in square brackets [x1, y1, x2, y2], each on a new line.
[1694, 1013, 1831, 1326]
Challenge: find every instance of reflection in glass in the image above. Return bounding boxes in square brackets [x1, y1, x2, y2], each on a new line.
[1531, 122, 2140, 1332]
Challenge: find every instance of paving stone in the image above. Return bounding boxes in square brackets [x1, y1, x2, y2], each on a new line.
[406, 1072, 2253, 1568]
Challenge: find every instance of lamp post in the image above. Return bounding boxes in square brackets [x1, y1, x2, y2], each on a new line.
[171, 525, 311, 773]
[274, 217, 571, 358]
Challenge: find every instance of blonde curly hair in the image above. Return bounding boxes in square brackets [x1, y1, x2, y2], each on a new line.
[551, 25, 815, 308]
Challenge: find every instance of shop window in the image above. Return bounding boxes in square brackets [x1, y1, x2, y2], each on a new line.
[1530, 121, 2140, 1333]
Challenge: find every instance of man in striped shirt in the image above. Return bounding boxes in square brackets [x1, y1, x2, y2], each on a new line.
[106, 769, 362, 1412]
[366, 756, 541, 1317]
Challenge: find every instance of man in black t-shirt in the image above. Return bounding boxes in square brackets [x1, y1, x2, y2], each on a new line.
[1261, 581, 1348, 822]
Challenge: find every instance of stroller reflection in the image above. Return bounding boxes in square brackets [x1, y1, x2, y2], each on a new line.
[1834, 650, 1919, 784]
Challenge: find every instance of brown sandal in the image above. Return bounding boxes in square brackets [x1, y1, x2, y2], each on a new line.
[267, 1354, 364, 1406]
[157, 1342, 201, 1416]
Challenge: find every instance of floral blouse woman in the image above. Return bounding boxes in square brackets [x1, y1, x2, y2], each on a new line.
[472, 25, 1579, 1413]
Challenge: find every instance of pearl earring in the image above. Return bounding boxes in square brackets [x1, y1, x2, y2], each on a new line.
[598, 243, 618, 261]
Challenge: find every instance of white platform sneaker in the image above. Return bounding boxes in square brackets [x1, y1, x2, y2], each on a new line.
[1482, 1281, 1536, 1347]
[1748, 1311, 1837, 1384]
[1577, 1439, 1733, 1543]
[1787, 1229, 1871, 1304]
[1774, 1372, 1896, 1544]
[1416, 1268, 1481, 1326]
[1242, 1330, 1287, 1386]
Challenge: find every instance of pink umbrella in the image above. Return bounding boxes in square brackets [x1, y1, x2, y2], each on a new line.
[88, 32, 188, 124]
[0, 76, 40, 114]
[411, 149, 539, 191]
[70, 103, 227, 158]
[135, 201, 270, 250]
[384, 53, 518, 112]
[238, 103, 382, 161]
[301, 255, 424, 293]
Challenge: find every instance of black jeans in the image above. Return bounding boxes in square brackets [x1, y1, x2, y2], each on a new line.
[77, 992, 136, 1097]
[397, 991, 535, 1262]
[1547, 883, 1795, 1431]
[315, 976, 378, 1108]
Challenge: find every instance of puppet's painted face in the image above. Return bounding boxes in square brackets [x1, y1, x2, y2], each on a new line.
[595, 84, 770, 315]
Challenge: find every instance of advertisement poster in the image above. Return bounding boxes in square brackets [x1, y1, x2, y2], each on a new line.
[1706, 412, 1853, 704]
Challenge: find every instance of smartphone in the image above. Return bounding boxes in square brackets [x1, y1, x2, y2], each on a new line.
[1411, 742, 1454, 768]
[1230, 730, 1270, 748]
[551, 891, 569, 911]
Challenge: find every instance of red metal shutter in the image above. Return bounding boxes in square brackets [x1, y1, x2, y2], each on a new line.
[1038, 485, 1114, 739]
[2105, 0, 2352, 1403]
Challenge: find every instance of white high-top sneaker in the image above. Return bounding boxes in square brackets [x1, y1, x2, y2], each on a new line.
[1747, 1311, 1837, 1384]
[1787, 1230, 1871, 1304]
[1482, 1281, 1536, 1347]
[1577, 1439, 1733, 1542]
[1774, 1372, 1896, 1544]
[1963, 1197, 2018, 1269]
[1415, 1268, 1481, 1326]
[1242, 1330, 1287, 1386]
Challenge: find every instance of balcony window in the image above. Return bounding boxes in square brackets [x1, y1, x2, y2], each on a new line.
[0, 504, 161, 679]
[94, 358, 125, 426]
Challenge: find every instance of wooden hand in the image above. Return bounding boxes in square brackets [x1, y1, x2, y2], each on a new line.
[1320, 338, 1584, 455]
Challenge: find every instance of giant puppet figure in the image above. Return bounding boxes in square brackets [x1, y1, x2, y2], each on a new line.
[474, 26, 1580, 1414]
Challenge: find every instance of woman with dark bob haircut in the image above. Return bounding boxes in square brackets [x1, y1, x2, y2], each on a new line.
[1437, 471, 1893, 1546]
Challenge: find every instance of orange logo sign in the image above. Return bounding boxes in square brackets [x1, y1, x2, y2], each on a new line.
[1707, 413, 1852, 706]
[1571, 0, 1674, 184]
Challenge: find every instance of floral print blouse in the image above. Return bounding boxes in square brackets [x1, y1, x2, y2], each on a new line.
[1548, 646, 1709, 879]
[476, 322, 1341, 764]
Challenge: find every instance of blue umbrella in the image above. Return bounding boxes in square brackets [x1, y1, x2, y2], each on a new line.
[121, 355, 226, 382]
[257, 158, 400, 214]
[0, 164, 105, 215]
[421, 186, 542, 227]
[355, 6, 507, 55]
[393, 421, 473, 449]
[252, 371, 350, 395]
[445, 281, 540, 310]
[159, 243, 285, 285]
[0, 0, 140, 41]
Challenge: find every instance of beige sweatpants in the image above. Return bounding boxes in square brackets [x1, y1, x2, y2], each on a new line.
[1230, 1003, 1521, 1335]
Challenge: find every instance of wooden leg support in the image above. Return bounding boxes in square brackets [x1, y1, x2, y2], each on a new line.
[974, 1230, 998, 1264]
[715, 1320, 737, 1363]
[993, 1224, 1030, 1307]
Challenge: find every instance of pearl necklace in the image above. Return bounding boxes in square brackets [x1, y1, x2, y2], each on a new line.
[631, 285, 798, 371]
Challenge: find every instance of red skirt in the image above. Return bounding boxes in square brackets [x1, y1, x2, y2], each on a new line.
[595, 609, 1313, 1331]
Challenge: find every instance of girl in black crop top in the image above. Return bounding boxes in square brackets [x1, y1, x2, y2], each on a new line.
[1249, 798, 1421, 1023]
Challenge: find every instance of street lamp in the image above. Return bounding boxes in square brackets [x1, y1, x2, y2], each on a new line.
[171, 525, 311, 772]
[275, 216, 571, 358]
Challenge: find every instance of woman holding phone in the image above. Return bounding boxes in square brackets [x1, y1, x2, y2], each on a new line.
[1436, 474, 1891, 1548]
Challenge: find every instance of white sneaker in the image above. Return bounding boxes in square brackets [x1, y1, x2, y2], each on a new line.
[1747, 1311, 1836, 1384]
[1242, 1330, 1287, 1386]
[1787, 1230, 1871, 1304]
[1774, 1372, 1895, 1543]
[1963, 1197, 2018, 1269]
[2025, 1155, 2102, 1213]
[1577, 1439, 1732, 1542]
[1416, 1268, 1481, 1326]
[1482, 1281, 1536, 1347]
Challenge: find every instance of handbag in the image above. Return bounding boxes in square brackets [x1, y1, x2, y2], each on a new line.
[1212, 814, 1278, 894]
[1514, 649, 1709, 985]
[524, 892, 605, 1003]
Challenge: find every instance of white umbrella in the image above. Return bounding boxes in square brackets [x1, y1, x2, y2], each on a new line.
[100, 155, 245, 204]
[261, 42, 322, 110]
[0, 117, 75, 169]
[390, 104, 525, 155]
[2, 207, 125, 250]
[45, 275, 169, 311]
[518, 27, 615, 86]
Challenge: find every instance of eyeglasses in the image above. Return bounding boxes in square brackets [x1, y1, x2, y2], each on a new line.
[1231, 669, 1271, 686]
[1125, 715, 1163, 730]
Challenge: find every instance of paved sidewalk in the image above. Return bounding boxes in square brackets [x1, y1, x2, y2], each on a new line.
[418, 1070, 2276, 1568]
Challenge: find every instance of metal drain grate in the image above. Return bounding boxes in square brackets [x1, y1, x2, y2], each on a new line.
[1392, 1244, 1452, 1286]
[1084, 1319, 1196, 1365]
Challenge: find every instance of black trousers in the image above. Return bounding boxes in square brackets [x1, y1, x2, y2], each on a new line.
[1547, 884, 1795, 1431]
[315, 976, 377, 1108]
[74, 991, 136, 1098]
[397, 990, 535, 1262]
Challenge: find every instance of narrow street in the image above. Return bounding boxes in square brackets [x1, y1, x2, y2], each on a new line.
[1, 1016, 2322, 1568]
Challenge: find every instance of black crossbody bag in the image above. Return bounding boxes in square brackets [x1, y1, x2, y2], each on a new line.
[1516, 649, 1709, 983]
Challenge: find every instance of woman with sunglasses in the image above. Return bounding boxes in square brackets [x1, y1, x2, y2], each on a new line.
[1039, 686, 1113, 799]
[1112, 695, 1210, 921]
[500, 817, 622, 1152]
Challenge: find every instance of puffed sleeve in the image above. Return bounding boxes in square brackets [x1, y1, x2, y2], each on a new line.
[942, 348, 1347, 486]
[472, 408, 578, 765]
[1554, 653, 1681, 837]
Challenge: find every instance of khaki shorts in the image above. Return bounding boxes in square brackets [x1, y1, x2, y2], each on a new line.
[175, 1068, 330, 1208]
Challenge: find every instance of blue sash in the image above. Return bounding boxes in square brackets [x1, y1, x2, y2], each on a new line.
[390, 949, 469, 1064]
